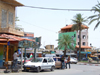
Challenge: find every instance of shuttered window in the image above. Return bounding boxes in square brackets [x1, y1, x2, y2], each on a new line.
[1, 9, 7, 28]
[8, 12, 13, 25]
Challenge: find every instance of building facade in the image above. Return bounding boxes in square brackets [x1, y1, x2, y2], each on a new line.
[0, 0, 24, 67]
[59, 24, 91, 58]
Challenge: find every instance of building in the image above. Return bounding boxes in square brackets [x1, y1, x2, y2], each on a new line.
[0, 0, 24, 36]
[0, 0, 24, 67]
[45, 45, 54, 51]
[59, 24, 91, 58]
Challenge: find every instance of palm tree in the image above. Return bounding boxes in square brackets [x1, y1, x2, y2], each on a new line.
[88, 2, 100, 30]
[71, 13, 87, 61]
[58, 34, 75, 58]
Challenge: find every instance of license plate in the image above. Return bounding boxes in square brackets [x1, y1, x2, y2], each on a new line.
[26, 68, 30, 69]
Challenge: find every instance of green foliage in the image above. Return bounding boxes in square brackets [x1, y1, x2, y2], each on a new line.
[71, 13, 87, 61]
[71, 13, 87, 31]
[58, 34, 75, 50]
[88, 1, 100, 30]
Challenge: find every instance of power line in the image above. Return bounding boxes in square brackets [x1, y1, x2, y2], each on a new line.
[19, 20, 57, 33]
[0, 0, 91, 11]
[23, 6, 91, 11]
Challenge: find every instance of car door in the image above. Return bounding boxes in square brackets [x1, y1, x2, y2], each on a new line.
[48, 58, 54, 68]
[42, 58, 48, 69]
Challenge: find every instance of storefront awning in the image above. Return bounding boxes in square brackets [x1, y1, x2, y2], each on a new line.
[0, 34, 35, 42]
[77, 51, 91, 54]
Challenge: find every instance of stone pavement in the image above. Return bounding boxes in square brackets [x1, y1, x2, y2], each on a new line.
[0, 65, 22, 73]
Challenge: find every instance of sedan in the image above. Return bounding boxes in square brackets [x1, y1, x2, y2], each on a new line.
[23, 57, 55, 72]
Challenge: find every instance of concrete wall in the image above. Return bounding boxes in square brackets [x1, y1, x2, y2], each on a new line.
[76, 29, 88, 46]
[45, 45, 54, 51]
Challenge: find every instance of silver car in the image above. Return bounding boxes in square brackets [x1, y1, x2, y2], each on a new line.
[23, 57, 55, 72]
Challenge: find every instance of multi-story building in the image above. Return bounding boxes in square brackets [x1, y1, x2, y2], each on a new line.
[0, 0, 24, 36]
[0, 0, 24, 67]
[59, 24, 91, 58]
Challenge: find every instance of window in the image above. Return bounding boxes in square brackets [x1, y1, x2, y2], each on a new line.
[78, 42, 79, 45]
[83, 42, 85, 45]
[48, 58, 53, 62]
[1, 9, 7, 28]
[74, 34, 76, 37]
[50, 45, 52, 49]
[78, 35, 79, 38]
[43, 59, 47, 63]
[8, 12, 13, 25]
[83, 35, 86, 39]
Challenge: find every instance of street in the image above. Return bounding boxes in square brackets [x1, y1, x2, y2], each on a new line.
[1, 64, 100, 75]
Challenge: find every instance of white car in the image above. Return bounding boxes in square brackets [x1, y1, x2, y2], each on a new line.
[23, 57, 55, 72]
[65, 57, 77, 64]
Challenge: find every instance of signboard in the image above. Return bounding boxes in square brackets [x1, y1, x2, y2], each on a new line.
[18, 40, 38, 48]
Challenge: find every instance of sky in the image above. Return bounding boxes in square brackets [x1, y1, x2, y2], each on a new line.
[16, 0, 100, 48]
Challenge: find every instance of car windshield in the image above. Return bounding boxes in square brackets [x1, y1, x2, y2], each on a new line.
[31, 58, 43, 62]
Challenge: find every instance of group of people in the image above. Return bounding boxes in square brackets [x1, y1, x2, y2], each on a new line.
[61, 55, 71, 69]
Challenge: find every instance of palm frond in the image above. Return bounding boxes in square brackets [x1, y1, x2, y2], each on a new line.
[88, 18, 99, 25]
[88, 15, 98, 19]
[58, 34, 75, 50]
[94, 21, 100, 30]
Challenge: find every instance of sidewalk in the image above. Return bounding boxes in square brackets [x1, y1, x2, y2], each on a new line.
[0, 65, 22, 73]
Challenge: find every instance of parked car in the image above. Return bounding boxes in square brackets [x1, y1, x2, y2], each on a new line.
[90, 57, 99, 61]
[65, 57, 77, 64]
[81, 57, 88, 61]
[53, 57, 62, 69]
[90, 56, 99, 63]
[23, 57, 55, 72]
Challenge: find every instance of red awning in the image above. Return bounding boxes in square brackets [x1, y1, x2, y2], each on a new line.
[0, 34, 35, 42]
[76, 45, 91, 49]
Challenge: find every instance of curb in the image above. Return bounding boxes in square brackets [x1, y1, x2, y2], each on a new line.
[77, 63, 100, 66]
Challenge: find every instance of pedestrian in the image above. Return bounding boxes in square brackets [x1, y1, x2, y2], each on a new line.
[66, 56, 71, 69]
[61, 55, 65, 69]
[12, 50, 19, 69]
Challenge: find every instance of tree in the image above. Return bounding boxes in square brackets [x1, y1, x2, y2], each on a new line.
[88, 2, 100, 30]
[71, 13, 87, 61]
[58, 34, 75, 58]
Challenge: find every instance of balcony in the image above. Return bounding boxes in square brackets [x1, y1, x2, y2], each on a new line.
[0, 27, 24, 36]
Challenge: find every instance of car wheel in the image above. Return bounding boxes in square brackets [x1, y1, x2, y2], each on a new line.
[37, 67, 41, 72]
[51, 66, 54, 71]
[24, 68, 29, 72]
[75, 62, 77, 64]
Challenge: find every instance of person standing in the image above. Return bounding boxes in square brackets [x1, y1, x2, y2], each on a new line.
[13, 50, 19, 68]
[66, 56, 71, 69]
[61, 56, 65, 69]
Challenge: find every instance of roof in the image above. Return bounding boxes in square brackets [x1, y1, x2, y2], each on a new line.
[1, 0, 24, 6]
[76, 45, 91, 49]
[0, 34, 35, 42]
[61, 24, 89, 30]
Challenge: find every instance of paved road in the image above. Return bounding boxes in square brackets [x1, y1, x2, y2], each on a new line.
[1, 64, 100, 75]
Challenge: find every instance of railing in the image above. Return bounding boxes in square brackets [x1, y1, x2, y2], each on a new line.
[0, 27, 24, 36]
